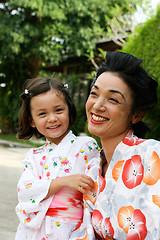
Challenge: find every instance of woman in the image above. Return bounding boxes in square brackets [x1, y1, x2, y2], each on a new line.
[71, 51, 160, 240]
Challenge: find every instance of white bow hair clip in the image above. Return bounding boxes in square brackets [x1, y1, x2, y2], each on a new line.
[24, 89, 29, 95]
[64, 84, 68, 89]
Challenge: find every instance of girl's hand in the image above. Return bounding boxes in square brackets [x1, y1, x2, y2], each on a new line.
[44, 174, 94, 200]
[64, 174, 94, 194]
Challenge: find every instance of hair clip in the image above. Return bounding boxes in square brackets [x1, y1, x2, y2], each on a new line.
[64, 84, 68, 89]
[24, 89, 29, 95]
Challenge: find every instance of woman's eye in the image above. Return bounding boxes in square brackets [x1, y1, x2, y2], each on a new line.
[90, 91, 97, 96]
[109, 98, 119, 103]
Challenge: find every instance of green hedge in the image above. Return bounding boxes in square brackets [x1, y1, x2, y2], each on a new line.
[122, 6, 160, 140]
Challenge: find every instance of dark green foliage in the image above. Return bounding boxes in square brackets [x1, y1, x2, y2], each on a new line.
[0, 0, 139, 133]
[122, 6, 160, 139]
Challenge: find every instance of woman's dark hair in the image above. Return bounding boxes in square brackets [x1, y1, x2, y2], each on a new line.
[17, 77, 77, 140]
[92, 51, 158, 138]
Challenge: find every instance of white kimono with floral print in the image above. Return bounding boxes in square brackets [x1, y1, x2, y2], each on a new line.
[70, 130, 160, 240]
[15, 131, 100, 240]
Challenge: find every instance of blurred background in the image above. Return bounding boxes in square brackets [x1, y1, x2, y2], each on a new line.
[0, 0, 160, 146]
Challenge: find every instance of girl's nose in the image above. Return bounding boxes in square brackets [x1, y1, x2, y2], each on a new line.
[48, 114, 57, 123]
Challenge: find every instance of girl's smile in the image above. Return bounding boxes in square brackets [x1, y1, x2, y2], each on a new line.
[30, 89, 69, 144]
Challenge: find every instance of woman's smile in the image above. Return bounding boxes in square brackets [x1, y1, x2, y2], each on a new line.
[86, 72, 134, 141]
[91, 113, 108, 123]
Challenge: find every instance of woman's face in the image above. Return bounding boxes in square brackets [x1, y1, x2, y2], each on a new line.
[86, 72, 136, 141]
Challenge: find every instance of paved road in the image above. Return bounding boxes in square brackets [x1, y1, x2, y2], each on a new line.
[0, 146, 29, 240]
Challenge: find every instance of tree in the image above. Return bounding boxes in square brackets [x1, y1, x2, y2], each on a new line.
[122, 5, 160, 140]
[0, 0, 140, 133]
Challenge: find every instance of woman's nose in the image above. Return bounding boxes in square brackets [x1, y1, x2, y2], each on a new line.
[93, 98, 106, 111]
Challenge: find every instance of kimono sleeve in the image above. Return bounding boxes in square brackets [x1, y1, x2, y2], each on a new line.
[83, 138, 100, 213]
[138, 142, 160, 239]
[15, 149, 52, 230]
[83, 137, 100, 174]
[70, 138, 100, 240]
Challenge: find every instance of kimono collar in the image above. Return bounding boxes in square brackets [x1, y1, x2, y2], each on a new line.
[122, 129, 145, 146]
[45, 130, 74, 151]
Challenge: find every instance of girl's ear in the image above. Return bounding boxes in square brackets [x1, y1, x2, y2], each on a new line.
[30, 118, 36, 128]
[131, 111, 145, 124]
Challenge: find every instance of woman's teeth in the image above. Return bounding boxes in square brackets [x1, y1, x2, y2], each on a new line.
[92, 114, 106, 122]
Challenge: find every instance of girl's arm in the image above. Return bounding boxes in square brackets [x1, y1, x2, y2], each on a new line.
[16, 149, 52, 229]
[44, 174, 94, 200]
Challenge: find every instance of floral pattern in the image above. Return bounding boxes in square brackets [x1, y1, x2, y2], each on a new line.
[70, 130, 160, 240]
[122, 130, 146, 146]
[15, 131, 100, 240]
[118, 206, 147, 239]
[152, 195, 160, 208]
[112, 160, 124, 182]
[122, 155, 144, 189]
[83, 181, 98, 205]
[143, 151, 160, 185]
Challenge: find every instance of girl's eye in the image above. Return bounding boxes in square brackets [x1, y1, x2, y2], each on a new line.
[56, 108, 63, 112]
[39, 112, 46, 116]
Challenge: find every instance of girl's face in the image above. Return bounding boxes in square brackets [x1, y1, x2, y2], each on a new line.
[30, 89, 69, 144]
[86, 72, 138, 142]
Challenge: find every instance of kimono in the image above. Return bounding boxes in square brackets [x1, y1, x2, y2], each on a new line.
[15, 130, 100, 240]
[70, 130, 160, 240]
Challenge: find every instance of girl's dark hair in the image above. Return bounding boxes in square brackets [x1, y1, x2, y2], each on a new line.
[17, 77, 77, 140]
[92, 51, 158, 138]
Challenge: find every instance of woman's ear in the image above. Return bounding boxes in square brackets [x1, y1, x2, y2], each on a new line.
[131, 111, 145, 124]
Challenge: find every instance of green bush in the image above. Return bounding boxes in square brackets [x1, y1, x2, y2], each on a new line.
[122, 6, 160, 140]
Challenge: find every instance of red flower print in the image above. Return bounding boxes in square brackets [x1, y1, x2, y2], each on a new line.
[83, 182, 98, 204]
[92, 210, 103, 237]
[118, 206, 134, 233]
[99, 169, 106, 193]
[92, 210, 114, 239]
[123, 130, 145, 146]
[143, 151, 160, 185]
[127, 209, 147, 240]
[118, 206, 147, 240]
[152, 195, 160, 208]
[112, 160, 125, 182]
[122, 155, 144, 189]
[104, 218, 114, 239]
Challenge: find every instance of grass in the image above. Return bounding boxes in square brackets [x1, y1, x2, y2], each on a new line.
[0, 133, 42, 147]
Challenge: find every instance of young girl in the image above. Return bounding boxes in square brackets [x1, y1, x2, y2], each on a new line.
[15, 77, 100, 240]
